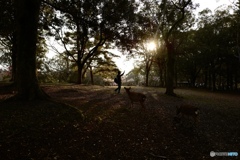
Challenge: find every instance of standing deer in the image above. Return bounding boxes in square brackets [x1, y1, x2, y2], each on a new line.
[175, 105, 200, 125]
[124, 87, 146, 109]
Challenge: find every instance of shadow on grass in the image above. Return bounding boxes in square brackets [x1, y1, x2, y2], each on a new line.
[0, 100, 85, 159]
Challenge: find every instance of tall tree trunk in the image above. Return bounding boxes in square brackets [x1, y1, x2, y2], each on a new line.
[145, 60, 152, 87]
[165, 41, 175, 96]
[146, 71, 149, 87]
[77, 64, 83, 84]
[77, 70, 82, 84]
[14, 0, 47, 100]
[76, 22, 82, 84]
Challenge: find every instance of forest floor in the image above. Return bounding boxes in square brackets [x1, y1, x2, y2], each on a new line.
[0, 84, 239, 160]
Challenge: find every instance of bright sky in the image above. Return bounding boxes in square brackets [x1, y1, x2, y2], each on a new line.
[195, 0, 233, 12]
[111, 49, 134, 74]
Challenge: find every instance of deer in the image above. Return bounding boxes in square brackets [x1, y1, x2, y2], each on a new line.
[174, 105, 200, 125]
[124, 87, 147, 109]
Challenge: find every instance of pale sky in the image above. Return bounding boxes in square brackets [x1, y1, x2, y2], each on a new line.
[196, 0, 233, 12]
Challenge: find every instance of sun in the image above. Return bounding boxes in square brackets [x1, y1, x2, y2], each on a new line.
[146, 41, 156, 51]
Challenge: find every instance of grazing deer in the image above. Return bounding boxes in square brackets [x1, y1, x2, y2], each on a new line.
[175, 105, 200, 125]
[124, 87, 146, 109]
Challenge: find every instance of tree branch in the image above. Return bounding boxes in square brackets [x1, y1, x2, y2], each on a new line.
[53, 27, 78, 63]
[81, 21, 106, 67]
[42, 0, 73, 16]
[166, 0, 192, 40]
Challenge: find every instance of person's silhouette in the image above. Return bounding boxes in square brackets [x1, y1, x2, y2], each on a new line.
[114, 70, 125, 93]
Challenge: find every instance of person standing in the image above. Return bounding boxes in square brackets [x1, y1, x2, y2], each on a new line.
[114, 70, 125, 93]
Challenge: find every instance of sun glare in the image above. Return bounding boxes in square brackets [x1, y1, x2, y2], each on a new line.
[146, 41, 156, 51]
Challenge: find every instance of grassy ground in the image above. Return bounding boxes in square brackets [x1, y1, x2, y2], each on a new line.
[0, 84, 239, 159]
